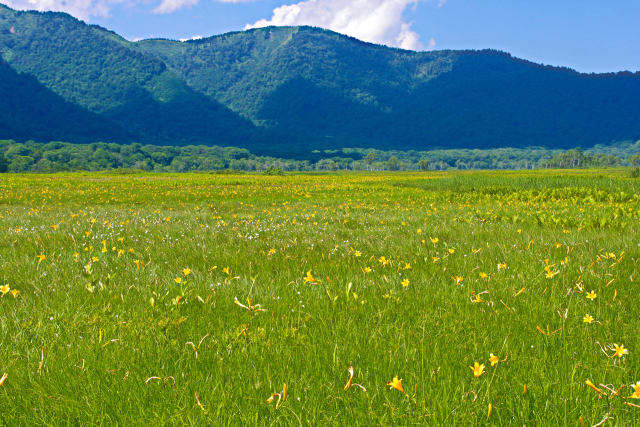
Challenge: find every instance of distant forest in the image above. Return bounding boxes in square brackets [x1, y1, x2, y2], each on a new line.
[1, 140, 638, 173]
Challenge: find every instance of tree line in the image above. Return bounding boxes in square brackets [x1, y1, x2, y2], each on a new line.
[0, 140, 638, 173]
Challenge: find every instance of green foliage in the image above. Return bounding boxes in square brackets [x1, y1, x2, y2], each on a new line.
[0, 6, 257, 146]
[0, 171, 639, 423]
[630, 167, 640, 178]
[1, 6, 639, 153]
[263, 166, 285, 175]
[1, 140, 635, 173]
[0, 152, 8, 172]
[136, 26, 640, 151]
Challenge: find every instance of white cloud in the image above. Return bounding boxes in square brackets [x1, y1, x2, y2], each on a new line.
[153, 0, 258, 14]
[2, 0, 125, 19]
[2, 0, 254, 19]
[246, 0, 425, 51]
[153, 0, 198, 14]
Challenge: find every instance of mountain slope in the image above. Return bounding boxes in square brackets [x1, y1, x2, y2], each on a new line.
[0, 58, 126, 142]
[1, 4, 639, 153]
[0, 4, 258, 146]
[136, 26, 640, 150]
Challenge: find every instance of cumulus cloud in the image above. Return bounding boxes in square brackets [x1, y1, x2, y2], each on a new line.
[153, 0, 198, 14]
[153, 0, 255, 14]
[2, 0, 125, 19]
[2, 0, 254, 20]
[246, 0, 426, 51]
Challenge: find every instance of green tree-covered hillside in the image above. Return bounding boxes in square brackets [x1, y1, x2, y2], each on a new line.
[0, 4, 258, 146]
[136, 26, 640, 150]
[1, 4, 640, 154]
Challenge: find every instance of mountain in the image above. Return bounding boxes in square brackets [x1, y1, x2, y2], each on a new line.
[1, 5, 640, 154]
[0, 57, 125, 142]
[0, 4, 258, 147]
[135, 26, 640, 151]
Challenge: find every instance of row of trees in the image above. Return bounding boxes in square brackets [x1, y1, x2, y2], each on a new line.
[0, 140, 638, 173]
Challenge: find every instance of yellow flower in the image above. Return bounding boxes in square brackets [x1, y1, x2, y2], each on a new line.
[479, 272, 488, 279]
[489, 354, 499, 367]
[386, 376, 404, 392]
[497, 263, 507, 270]
[631, 381, 640, 399]
[583, 314, 594, 324]
[401, 279, 410, 288]
[472, 294, 483, 303]
[268, 248, 277, 256]
[448, 248, 455, 255]
[303, 270, 318, 284]
[585, 379, 602, 394]
[416, 228, 422, 235]
[545, 270, 559, 279]
[470, 362, 485, 378]
[0, 285, 9, 295]
[454, 276, 464, 285]
[174, 277, 182, 284]
[37, 254, 46, 264]
[613, 343, 628, 358]
[586, 291, 597, 301]
[182, 268, 191, 277]
[354, 250, 362, 257]
[10, 289, 20, 298]
[430, 237, 439, 245]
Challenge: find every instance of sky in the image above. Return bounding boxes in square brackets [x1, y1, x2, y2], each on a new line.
[2, 0, 639, 73]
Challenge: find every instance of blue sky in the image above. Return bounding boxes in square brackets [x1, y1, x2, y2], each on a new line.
[4, 0, 639, 73]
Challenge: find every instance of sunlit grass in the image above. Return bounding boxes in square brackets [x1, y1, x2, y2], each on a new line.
[0, 170, 639, 424]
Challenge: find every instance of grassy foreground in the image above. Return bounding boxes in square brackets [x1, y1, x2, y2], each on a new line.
[0, 170, 639, 425]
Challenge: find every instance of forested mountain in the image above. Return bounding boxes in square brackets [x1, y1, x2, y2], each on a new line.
[0, 58, 125, 142]
[0, 4, 257, 146]
[136, 26, 640, 150]
[1, 4, 640, 154]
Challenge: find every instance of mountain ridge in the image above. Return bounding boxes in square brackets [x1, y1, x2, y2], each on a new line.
[1, 4, 639, 154]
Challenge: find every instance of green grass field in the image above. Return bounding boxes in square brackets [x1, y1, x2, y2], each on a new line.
[1, 170, 639, 425]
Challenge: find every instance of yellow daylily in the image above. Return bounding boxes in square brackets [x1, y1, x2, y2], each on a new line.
[386, 376, 404, 392]
[631, 381, 640, 399]
[470, 362, 485, 378]
[489, 354, 499, 367]
[585, 379, 602, 394]
[0, 285, 9, 296]
[613, 343, 628, 358]
[303, 270, 319, 284]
